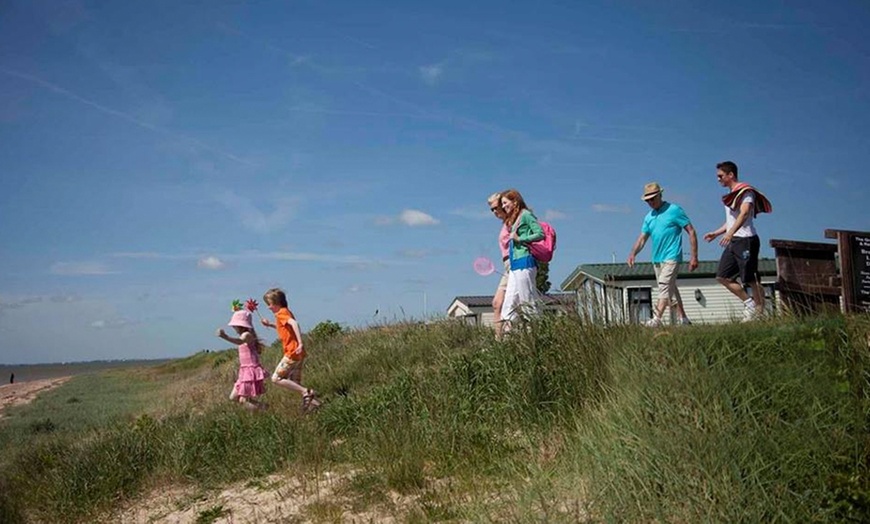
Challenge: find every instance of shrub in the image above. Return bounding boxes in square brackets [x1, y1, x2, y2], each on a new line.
[310, 320, 343, 342]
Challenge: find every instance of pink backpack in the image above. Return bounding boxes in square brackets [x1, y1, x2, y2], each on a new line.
[529, 221, 556, 262]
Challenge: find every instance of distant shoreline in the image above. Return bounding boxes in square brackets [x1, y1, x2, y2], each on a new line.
[0, 359, 170, 385]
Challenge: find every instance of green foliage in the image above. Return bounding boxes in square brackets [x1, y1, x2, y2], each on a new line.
[0, 315, 867, 522]
[169, 409, 301, 484]
[28, 418, 56, 434]
[309, 319, 344, 342]
[153, 349, 235, 374]
[0, 474, 23, 524]
[195, 504, 229, 524]
[536, 261, 551, 294]
[0, 373, 163, 452]
[565, 316, 870, 522]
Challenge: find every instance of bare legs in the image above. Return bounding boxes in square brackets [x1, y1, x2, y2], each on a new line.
[492, 287, 506, 339]
[716, 276, 763, 320]
[229, 390, 264, 411]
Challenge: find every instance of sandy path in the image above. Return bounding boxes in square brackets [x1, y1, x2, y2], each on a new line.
[0, 376, 72, 419]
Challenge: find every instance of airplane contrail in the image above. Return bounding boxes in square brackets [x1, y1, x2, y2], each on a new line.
[1, 67, 255, 167]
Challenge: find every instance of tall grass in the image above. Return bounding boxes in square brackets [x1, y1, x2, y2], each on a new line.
[0, 314, 867, 522]
[560, 315, 870, 522]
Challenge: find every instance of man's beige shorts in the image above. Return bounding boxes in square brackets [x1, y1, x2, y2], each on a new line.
[497, 259, 509, 291]
[272, 356, 304, 383]
[653, 261, 681, 305]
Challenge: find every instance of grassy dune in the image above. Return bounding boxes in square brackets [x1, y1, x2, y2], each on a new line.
[0, 314, 867, 522]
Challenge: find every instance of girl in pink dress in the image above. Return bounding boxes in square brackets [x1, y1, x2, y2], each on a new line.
[216, 309, 268, 411]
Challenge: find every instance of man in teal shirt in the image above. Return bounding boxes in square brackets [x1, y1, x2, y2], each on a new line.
[627, 182, 699, 326]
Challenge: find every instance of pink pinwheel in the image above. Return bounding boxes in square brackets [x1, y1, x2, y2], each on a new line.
[473, 256, 496, 276]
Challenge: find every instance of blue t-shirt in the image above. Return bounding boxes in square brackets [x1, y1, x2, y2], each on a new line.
[641, 201, 691, 263]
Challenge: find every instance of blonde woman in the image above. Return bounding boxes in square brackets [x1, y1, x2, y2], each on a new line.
[488, 192, 512, 338]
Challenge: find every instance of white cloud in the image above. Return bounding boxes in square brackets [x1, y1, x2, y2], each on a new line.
[398, 249, 429, 259]
[197, 256, 226, 270]
[344, 260, 390, 271]
[114, 250, 381, 267]
[399, 209, 439, 227]
[419, 64, 443, 85]
[50, 294, 81, 303]
[90, 318, 133, 329]
[50, 262, 115, 275]
[111, 252, 165, 259]
[0, 296, 42, 311]
[0, 294, 82, 313]
[214, 190, 297, 234]
[592, 204, 631, 214]
[543, 209, 568, 221]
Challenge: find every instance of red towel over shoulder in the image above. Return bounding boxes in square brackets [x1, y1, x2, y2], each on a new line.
[722, 182, 773, 217]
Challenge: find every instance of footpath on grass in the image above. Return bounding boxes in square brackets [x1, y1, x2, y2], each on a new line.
[0, 377, 71, 419]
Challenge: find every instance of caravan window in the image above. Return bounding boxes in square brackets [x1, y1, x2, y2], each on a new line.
[627, 287, 652, 324]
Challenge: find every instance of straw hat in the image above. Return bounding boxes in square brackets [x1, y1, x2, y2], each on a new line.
[642, 182, 663, 201]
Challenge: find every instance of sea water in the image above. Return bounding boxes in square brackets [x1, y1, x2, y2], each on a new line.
[0, 359, 169, 384]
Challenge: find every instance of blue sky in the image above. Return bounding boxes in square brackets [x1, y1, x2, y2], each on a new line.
[1, 0, 868, 364]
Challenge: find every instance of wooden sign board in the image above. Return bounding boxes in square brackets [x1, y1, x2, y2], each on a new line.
[769, 238, 840, 315]
[825, 229, 870, 313]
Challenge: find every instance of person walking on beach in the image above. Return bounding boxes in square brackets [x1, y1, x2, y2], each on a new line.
[488, 192, 512, 339]
[703, 161, 773, 322]
[500, 189, 544, 331]
[260, 288, 321, 413]
[216, 308, 268, 411]
[627, 182, 699, 327]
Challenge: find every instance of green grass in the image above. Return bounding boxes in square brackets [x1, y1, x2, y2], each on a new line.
[195, 504, 229, 524]
[0, 315, 867, 522]
[558, 317, 870, 522]
[0, 370, 165, 450]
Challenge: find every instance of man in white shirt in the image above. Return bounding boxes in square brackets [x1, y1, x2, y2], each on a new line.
[703, 161, 765, 321]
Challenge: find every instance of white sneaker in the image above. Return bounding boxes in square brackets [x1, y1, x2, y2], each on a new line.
[644, 317, 662, 327]
[741, 305, 757, 322]
[678, 318, 692, 326]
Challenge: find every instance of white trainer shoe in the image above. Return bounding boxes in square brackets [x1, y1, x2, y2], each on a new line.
[644, 317, 663, 327]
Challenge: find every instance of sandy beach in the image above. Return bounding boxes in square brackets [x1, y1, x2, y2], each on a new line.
[0, 377, 72, 418]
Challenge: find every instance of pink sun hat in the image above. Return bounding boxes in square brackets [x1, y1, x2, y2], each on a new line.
[228, 310, 253, 329]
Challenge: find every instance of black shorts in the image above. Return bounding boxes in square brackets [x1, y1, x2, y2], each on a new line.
[717, 235, 760, 284]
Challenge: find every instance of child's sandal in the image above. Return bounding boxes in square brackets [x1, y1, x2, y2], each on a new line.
[301, 389, 320, 414]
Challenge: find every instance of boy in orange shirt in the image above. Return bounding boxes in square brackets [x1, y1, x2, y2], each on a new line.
[260, 288, 320, 413]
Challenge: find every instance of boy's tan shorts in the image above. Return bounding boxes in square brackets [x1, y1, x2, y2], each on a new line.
[273, 356, 304, 383]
